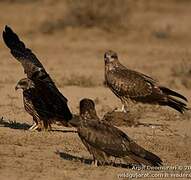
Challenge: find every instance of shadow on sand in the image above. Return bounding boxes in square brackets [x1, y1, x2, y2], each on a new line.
[56, 151, 134, 169]
[0, 117, 78, 133]
[51, 129, 77, 133]
[0, 117, 30, 130]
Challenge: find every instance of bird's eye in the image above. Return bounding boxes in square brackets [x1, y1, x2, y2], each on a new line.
[111, 55, 115, 58]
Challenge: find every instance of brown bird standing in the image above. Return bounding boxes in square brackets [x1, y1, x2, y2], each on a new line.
[104, 50, 188, 113]
[15, 78, 55, 131]
[3, 26, 72, 130]
[69, 98, 163, 167]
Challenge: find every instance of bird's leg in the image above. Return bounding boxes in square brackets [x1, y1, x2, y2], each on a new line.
[29, 117, 42, 131]
[121, 105, 126, 112]
[114, 104, 129, 113]
[43, 125, 51, 132]
[93, 160, 98, 167]
[48, 123, 52, 131]
[29, 123, 43, 131]
[28, 122, 38, 131]
[123, 104, 129, 113]
[109, 157, 116, 166]
[42, 121, 49, 131]
[113, 105, 124, 112]
[91, 156, 98, 167]
[36, 121, 43, 131]
[32, 124, 40, 131]
[121, 99, 130, 113]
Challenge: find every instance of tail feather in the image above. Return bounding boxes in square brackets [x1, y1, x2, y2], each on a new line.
[166, 96, 188, 114]
[160, 86, 188, 102]
[129, 142, 162, 167]
[143, 150, 163, 167]
[128, 150, 162, 167]
[159, 86, 188, 113]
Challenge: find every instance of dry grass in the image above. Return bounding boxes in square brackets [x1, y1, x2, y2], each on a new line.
[171, 58, 191, 89]
[152, 24, 172, 39]
[65, 0, 131, 30]
[61, 74, 99, 87]
[172, 59, 191, 77]
[0, 0, 39, 3]
[40, 0, 132, 33]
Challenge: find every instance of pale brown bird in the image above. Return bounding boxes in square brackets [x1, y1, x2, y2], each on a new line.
[104, 50, 188, 113]
[3, 26, 72, 130]
[69, 98, 163, 167]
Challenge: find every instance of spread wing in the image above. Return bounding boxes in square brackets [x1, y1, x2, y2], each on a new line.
[106, 66, 157, 99]
[35, 78, 72, 120]
[3, 26, 72, 121]
[78, 120, 132, 157]
[3, 25, 44, 79]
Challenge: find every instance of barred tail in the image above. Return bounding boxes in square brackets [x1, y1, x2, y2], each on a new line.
[166, 96, 188, 114]
[159, 86, 188, 113]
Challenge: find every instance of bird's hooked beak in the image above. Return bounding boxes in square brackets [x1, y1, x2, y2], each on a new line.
[15, 84, 20, 91]
[104, 54, 110, 63]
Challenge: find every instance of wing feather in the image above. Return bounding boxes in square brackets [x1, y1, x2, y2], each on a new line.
[106, 67, 154, 98]
[23, 90, 54, 120]
[35, 78, 72, 120]
[3, 25, 44, 78]
[3, 26, 72, 121]
[78, 118, 162, 166]
[78, 120, 131, 157]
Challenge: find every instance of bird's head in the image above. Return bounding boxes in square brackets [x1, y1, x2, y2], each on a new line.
[79, 98, 98, 120]
[104, 50, 118, 64]
[15, 78, 35, 91]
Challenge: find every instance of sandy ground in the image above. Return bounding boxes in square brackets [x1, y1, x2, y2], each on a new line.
[0, 1, 191, 180]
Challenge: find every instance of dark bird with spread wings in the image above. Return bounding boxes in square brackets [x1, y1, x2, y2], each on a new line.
[104, 50, 188, 113]
[69, 98, 163, 167]
[3, 25, 72, 130]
